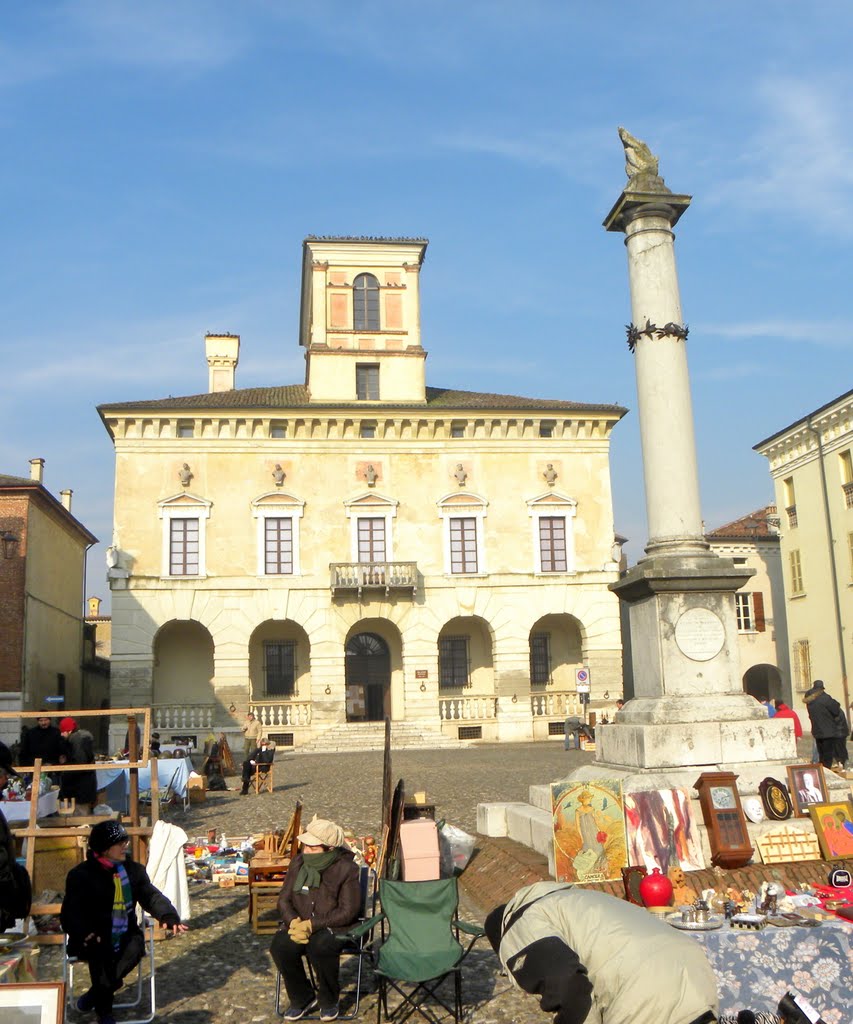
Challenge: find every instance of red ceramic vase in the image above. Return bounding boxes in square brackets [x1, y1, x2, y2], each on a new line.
[638, 867, 673, 908]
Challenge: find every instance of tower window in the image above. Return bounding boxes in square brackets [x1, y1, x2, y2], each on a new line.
[353, 273, 380, 331]
[356, 364, 380, 401]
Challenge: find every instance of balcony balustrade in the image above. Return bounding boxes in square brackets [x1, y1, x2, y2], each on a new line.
[330, 561, 418, 597]
[439, 695, 498, 721]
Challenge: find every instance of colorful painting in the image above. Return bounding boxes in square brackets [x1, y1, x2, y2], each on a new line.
[551, 779, 628, 883]
[624, 787, 705, 873]
[808, 800, 853, 860]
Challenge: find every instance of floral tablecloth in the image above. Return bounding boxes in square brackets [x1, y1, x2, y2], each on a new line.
[688, 921, 853, 1024]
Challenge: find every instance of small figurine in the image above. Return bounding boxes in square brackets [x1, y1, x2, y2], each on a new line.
[272, 463, 286, 486]
[454, 463, 467, 486]
[179, 463, 193, 487]
[362, 835, 377, 867]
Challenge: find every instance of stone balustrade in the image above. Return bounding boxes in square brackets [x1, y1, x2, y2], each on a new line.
[530, 691, 579, 718]
[250, 701, 312, 727]
[439, 695, 499, 721]
[152, 704, 216, 730]
[329, 561, 417, 595]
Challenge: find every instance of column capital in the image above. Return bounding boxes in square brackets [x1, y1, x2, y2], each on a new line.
[603, 190, 692, 233]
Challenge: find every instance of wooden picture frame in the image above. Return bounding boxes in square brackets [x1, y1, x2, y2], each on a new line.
[807, 800, 853, 860]
[694, 771, 753, 869]
[786, 763, 828, 818]
[0, 982, 64, 1024]
[621, 865, 647, 905]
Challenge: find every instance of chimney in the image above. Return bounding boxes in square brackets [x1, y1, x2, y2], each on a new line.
[205, 333, 240, 393]
[29, 458, 45, 483]
[88, 596, 102, 617]
[60, 489, 73, 511]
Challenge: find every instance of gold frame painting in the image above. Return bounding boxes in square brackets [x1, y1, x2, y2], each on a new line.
[0, 983, 64, 1024]
[786, 763, 828, 818]
[807, 800, 853, 860]
[551, 779, 627, 884]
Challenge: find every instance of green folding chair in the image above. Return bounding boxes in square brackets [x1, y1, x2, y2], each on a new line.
[370, 877, 483, 1024]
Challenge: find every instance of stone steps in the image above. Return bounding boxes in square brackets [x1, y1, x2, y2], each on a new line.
[297, 721, 466, 753]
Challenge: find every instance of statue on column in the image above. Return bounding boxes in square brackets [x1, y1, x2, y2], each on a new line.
[617, 127, 667, 192]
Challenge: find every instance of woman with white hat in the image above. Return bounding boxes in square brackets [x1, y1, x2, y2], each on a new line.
[271, 815, 361, 1022]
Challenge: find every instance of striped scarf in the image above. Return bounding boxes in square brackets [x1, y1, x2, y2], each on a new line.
[97, 856, 133, 949]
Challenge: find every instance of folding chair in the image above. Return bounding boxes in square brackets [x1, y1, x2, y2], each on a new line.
[253, 762, 274, 794]
[63, 919, 157, 1024]
[372, 877, 484, 1024]
[275, 866, 377, 1020]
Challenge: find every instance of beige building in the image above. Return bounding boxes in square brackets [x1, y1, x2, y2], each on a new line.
[706, 505, 791, 703]
[754, 388, 853, 717]
[99, 236, 626, 749]
[0, 460, 98, 744]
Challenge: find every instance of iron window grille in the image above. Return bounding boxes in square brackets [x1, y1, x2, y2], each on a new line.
[439, 636, 470, 688]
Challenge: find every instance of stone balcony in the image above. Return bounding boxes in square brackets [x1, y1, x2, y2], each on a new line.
[329, 561, 418, 597]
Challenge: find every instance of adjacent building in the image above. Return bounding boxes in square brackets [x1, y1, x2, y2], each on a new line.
[0, 460, 98, 743]
[754, 388, 853, 715]
[706, 505, 790, 703]
[98, 237, 627, 749]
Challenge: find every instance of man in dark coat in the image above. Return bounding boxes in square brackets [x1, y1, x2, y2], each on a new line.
[240, 737, 275, 795]
[271, 816, 361, 1021]
[0, 749, 32, 932]
[20, 715, 64, 775]
[803, 681, 848, 768]
[61, 820, 188, 1024]
[59, 717, 99, 807]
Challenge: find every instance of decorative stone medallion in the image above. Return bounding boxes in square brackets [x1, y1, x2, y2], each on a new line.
[674, 607, 725, 662]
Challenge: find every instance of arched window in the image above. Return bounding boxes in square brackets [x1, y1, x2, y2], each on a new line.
[353, 273, 380, 330]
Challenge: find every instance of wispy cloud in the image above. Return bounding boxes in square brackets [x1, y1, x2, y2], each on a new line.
[695, 362, 767, 382]
[702, 319, 853, 347]
[709, 73, 853, 235]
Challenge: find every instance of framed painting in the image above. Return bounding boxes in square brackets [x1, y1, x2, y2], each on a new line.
[621, 865, 647, 905]
[623, 787, 705, 874]
[786, 764, 828, 818]
[808, 801, 853, 860]
[551, 779, 627, 884]
[0, 983, 64, 1024]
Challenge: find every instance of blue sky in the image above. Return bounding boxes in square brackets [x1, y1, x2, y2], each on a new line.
[2, 2, 852, 603]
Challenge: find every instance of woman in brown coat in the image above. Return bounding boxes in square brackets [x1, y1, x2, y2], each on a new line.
[271, 816, 361, 1022]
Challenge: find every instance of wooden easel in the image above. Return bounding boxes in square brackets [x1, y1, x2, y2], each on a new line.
[5, 708, 156, 944]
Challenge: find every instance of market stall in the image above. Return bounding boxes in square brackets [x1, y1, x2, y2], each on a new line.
[95, 756, 192, 811]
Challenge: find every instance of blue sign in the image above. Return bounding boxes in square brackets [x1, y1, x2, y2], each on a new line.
[44, 696, 65, 704]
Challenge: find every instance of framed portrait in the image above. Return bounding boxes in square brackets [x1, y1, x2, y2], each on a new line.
[621, 865, 647, 905]
[786, 764, 828, 818]
[808, 801, 853, 860]
[0, 983, 64, 1024]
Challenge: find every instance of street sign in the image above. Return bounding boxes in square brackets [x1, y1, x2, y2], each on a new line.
[578, 692, 590, 705]
[575, 667, 590, 693]
[44, 696, 65, 704]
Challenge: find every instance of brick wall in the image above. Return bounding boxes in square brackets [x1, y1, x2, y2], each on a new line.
[0, 496, 27, 693]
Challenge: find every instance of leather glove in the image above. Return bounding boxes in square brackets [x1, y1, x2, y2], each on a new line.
[289, 919, 313, 944]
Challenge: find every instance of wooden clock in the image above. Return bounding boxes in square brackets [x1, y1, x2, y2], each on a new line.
[694, 772, 754, 869]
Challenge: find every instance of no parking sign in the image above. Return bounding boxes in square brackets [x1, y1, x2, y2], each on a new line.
[575, 667, 590, 693]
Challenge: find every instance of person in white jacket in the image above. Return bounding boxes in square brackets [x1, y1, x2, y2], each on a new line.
[484, 882, 718, 1024]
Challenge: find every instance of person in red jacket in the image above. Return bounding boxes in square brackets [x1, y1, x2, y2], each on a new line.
[773, 699, 803, 739]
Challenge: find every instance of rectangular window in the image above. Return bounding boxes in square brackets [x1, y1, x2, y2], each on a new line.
[264, 641, 296, 696]
[841, 450, 853, 508]
[177, 421, 194, 438]
[170, 518, 199, 575]
[356, 364, 380, 401]
[264, 518, 293, 574]
[792, 638, 811, 692]
[530, 634, 551, 685]
[450, 518, 478, 573]
[539, 517, 567, 572]
[735, 593, 753, 632]
[439, 636, 470, 688]
[360, 422, 376, 439]
[539, 421, 555, 438]
[269, 420, 287, 438]
[789, 549, 804, 594]
[358, 518, 386, 563]
[450, 422, 465, 438]
[783, 477, 797, 527]
[848, 532, 853, 581]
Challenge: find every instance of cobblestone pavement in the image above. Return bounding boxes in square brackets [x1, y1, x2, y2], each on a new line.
[44, 742, 593, 1024]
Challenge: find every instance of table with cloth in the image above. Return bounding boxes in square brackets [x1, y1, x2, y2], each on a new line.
[0, 788, 59, 822]
[687, 919, 852, 1022]
[95, 757, 192, 811]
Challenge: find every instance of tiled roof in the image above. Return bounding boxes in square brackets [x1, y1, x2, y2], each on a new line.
[98, 384, 627, 416]
[707, 505, 779, 540]
[0, 474, 36, 487]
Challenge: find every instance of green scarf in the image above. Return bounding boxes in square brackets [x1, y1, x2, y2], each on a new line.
[294, 848, 339, 891]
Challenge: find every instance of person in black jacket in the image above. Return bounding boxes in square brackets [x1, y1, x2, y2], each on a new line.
[240, 737, 275, 795]
[19, 716, 63, 780]
[0, 749, 32, 932]
[59, 717, 99, 808]
[61, 820, 188, 1024]
[803, 681, 849, 768]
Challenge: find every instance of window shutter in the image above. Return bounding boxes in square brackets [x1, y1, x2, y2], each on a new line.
[753, 591, 766, 632]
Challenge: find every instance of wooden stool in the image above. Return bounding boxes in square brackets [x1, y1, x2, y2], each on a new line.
[253, 763, 274, 794]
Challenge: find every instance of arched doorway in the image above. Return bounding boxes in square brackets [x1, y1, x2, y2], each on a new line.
[346, 632, 390, 722]
[743, 663, 783, 703]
